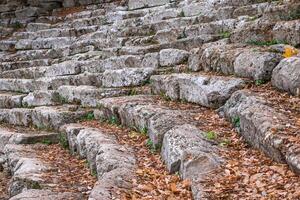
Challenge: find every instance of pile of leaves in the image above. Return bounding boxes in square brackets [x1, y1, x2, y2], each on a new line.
[36, 144, 97, 197]
[0, 170, 10, 200]
[155, 96, 300, 199]
[81, 121, 193, 199]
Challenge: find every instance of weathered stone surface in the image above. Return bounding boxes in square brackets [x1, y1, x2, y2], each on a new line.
[60, 123, 85, 154]
[221, 90, 300, 173]
[83, 55, 143, 73]
[57, 85, 130, 107]
[10, 189, 82, 200]
[271, 57, 300, 96]
[0, 92, 25, 108]
[22, 90, 58, 107]
[234, 50, 282, 81]
[151, 74, 245, 108]
[31, 106, 90, 130]
[0, 79, 41, 93]
[96, 95, 194, 146]
[162, 124, 221, 199]
[272, 20, 300, 47]
[4, 144, 50, 196]
[0, 127, 59, 148]
[102, 68, 154, 87]
[159, 48, 190, 67]
[128, 0, 170, 10]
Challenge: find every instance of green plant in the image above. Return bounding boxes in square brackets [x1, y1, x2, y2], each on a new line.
[55, 95, 68, 104]
[219, 139, 231, 147]
[160, 92, 171, 101]
[281, 8, 300, 21]
[219, 31, 231, 39]
[31, 182, 41, 189]
[140, 127, 148, 135]
[91, 169, 97, 177]
[232, 116, 241, 128]
[255, 79, 265, 86]
[146, 139, 160, 153]
[179, 10, 185, 17]
[109, 116, 119, 125]
[59, 133, 69, 149]
[11, 21, 23, 29]
[41, 139, 52, 145]
[204, 131, 217, 140]
[129, 88, 138, 96]
[81, 113, 95, 121]
[246, 39, 286, 46]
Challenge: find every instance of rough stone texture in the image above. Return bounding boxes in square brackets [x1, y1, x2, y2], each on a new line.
[0, 92, 25, 109]
[4, 144, 51, 196]
[151, 74, 245, 108]
[271, 57, 300, 96]
[57, 85, 130, 107]
[10, 189, 82, 200]
[221, 90, 300, 173]
[159, 48, 190, 67]
[102, 68, 154, 87]
[22, 90, 58, 107]
[272, 20, 300, 47]
[162, 124, 221, 199]
[96, 95, 195, 146]
[128, 0, 170, 10]
[234, 50, 282, 81]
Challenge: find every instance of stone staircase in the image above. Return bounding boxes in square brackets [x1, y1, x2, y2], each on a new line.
[0, 0, 299, 199]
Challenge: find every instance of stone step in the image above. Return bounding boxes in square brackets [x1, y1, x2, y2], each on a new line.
[221, 89, 300, 174]
[0, 73, 102, 92]
[57, 86, 132, 107]
[0, 126, 60, 150]
[10, 190, 83, 200]
[22, 90, 59, 108]
[4, 144, 83, 199]
[82, 55, 145, 73]
[13, 26, 98, 40]
[272, 20, 300, 47]
[61, 124, 137, 200]
[71, 16, 108, 29]
[0, 60, 82, 79]
[0, 40, 16, 51]
[188, 41, 284, 82]
[0, 48, 69, 62]
[0, 91, 26, 109]
[150, 73, 246, 108]
[0, 105, 91, 130]
[26, 23, 52, 32]
[128, 0, 171, 10]
[116, 35, 219, 56]
[0, 59, 52, 73]
[271, 56, 300, 96]
[15, 37, 76, 50]
[94, 95, 222, 199]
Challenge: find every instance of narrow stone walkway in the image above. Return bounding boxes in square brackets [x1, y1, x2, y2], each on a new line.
[0, 171, 10, 200]
[81, 120, 193, 199]
[36, 144, 97, 196]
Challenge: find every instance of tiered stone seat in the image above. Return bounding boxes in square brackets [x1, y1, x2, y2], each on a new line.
[0, 0, 299, 199]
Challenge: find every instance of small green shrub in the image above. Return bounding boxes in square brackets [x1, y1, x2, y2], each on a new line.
[140, 127, 148, 135]
[59, 133, 69, 149]
[255, 79, 266, 86]
[232, 116, 241, 128]
[246, 39, 286, 46]
[219, 31, 231, 39]
[204, 131, 217, 140]
[108, 116, 119, 125]
[41, 139, 52, 145]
